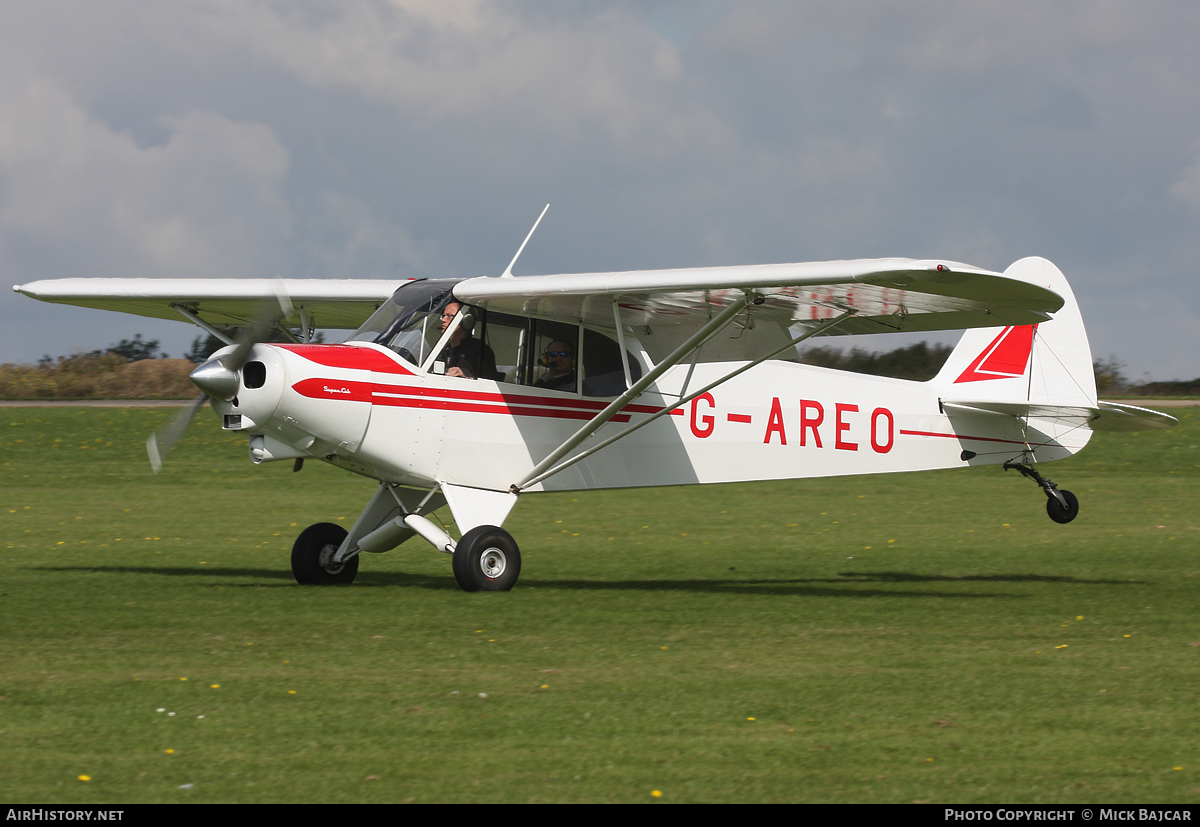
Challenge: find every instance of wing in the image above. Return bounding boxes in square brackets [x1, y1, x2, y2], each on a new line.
[454, 258, 1065, 337]
[13, 278, 405, 331]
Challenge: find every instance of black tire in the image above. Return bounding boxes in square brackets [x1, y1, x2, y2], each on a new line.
[291, 522, 358, 585]
[452, 525, 521, 592]
[1046, 490, 1080, 524]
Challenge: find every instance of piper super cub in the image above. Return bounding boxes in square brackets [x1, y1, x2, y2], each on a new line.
[15, 213, 1176, 591]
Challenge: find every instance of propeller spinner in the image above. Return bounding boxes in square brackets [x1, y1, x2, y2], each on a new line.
[147, 287, 293, 473]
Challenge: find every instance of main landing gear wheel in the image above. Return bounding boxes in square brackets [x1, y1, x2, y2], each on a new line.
[452, 525, 521, 592]
[1046, 490, 1080, 524]
[291, 522, 358, 585]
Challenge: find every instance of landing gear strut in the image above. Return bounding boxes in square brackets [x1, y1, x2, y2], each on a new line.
[1004, 462, 1079, 524]
[287, 484, 523, 591]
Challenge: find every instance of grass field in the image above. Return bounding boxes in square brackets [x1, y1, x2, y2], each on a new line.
[2, 406, 1198, 803]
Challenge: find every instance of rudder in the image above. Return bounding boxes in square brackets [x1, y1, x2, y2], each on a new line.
[934, 257, 1096, 407]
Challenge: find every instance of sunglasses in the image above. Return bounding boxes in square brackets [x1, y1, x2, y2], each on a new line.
[545, 351, 573, 358]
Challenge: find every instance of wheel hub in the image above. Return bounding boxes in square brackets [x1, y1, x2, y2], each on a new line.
[318, 543, 344, 574]
[479, 547, 507, 579]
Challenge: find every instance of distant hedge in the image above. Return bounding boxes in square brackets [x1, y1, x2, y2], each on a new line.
[1123, 379, 1200, 397]
[0, 353, 196, 399]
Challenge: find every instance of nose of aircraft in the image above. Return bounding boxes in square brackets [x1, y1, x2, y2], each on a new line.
[190, 356, 239, 401]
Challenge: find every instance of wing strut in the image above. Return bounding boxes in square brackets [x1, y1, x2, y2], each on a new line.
[173, 305, 235, 346]
[513, 292, 756, 492]
[515, 305, 858, 492]
[612, 299, 634, 390]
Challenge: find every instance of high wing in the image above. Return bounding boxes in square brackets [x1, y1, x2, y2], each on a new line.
[15, 259, 1063, 354]
[13, 278, 404, 332]
[454, 258, 1065, 337]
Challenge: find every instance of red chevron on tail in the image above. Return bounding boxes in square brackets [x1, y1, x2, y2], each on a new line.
[954, 324, 1036, 383]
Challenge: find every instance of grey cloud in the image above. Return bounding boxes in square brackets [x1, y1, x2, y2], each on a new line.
[0, 67, 292, 280]
[2, 0, 1199, 382]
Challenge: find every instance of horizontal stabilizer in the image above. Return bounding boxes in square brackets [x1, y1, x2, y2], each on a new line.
[941, 400, 1178, 431]
[1091, 401, 1180, 431]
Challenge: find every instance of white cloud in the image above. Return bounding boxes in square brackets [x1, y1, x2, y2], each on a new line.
[179, 0, 717, 153]
[292, 191, 439, 280]
[0, 59, 293, 281]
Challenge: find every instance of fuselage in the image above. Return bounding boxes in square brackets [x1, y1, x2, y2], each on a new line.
[215, 339, 1090, 494]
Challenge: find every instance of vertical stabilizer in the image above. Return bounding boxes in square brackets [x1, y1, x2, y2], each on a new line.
[935, 258, 1096, 407]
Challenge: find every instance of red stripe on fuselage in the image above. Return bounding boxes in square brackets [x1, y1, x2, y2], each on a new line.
[364, 382, 669, 415]
[370, 394, 631, 422]
[276, 344, 414, 375]
[289, 378, 687, 423]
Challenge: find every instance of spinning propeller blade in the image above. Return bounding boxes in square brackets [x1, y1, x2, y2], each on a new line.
[147, 284, 293, 473]
[225, 283, 293, 372]
[147, 394, 208, 473]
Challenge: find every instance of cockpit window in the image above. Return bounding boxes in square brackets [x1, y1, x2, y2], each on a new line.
[348, 280, 644, 393]
[581, 328, 642, 396]
[347, 279, 462, 365]
[530, 320, 579, 394]
[480, 314, 641, 396]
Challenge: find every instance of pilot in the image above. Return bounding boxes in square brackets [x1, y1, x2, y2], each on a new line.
[533, 339, 577, 391]
[439, 302, 499, 380]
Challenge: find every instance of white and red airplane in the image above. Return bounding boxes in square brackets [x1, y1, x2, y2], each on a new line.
[14, 221, 1176, 591]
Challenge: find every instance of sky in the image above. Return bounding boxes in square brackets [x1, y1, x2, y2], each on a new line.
[2, 1, 1199, 381]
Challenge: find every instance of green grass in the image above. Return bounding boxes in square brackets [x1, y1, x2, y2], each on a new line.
[2, 406, 1199, 803]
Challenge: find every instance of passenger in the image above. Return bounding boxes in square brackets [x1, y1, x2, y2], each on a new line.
[439, 302, 499, 380]
[534, 339, 577, 391]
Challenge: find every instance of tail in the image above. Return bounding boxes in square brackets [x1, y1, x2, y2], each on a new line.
[934, 257, 1096, 408]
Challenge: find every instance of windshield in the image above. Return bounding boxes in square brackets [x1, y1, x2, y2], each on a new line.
[346, 279, 463, 365]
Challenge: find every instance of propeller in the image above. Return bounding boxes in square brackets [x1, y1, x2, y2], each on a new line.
[146, 394, 208, 474]
[147, 284, 293, 473]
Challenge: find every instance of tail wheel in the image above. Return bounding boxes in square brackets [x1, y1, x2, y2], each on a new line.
[1046, 490, 1079, 524]
[452, 526, 521, 592]
[292, 522, 358, 584]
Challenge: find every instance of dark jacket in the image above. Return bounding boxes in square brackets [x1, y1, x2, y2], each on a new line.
[442, 337, 500, 380]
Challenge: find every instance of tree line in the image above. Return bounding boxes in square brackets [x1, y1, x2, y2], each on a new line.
[1, 334, 1195, 399]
